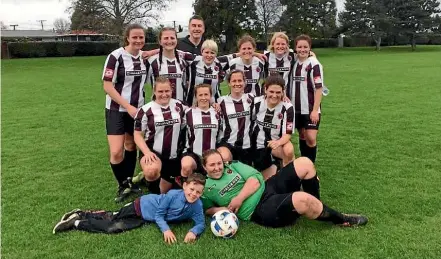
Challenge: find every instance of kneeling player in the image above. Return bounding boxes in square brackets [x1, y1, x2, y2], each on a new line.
[53, 174, 206, 244]
[251, 75, 295, 180]
[216, 70, 254, 165]
[133, 77, 187, 194]
[181, 84, 221, 177]
[201, 150, 368, 228]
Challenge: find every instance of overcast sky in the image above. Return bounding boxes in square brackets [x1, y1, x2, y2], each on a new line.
[0, 0, 345, 30]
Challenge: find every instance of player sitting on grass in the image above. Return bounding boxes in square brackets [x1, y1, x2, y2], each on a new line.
[53, 173, 206, 244]
[201, 149, 368, 228]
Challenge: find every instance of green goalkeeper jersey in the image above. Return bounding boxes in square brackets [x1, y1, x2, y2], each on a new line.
[201, 161, 265, 220]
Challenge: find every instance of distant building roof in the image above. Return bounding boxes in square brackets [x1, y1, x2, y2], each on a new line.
[1, 30, 58, 38]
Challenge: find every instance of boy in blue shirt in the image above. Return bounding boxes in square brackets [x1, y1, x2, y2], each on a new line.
[53, 173, 206, 244]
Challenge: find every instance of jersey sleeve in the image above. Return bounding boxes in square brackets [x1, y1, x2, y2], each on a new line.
[102, 53, 118, 82]
[178, 50, 196, 66]
[189, 201, 205, 236]
[282, 104, 295, 135]
[217, 54, 236, 70]
[154, 193, 174, 233]
[134, 107, 148, 133]
[311, 61, 324, 89]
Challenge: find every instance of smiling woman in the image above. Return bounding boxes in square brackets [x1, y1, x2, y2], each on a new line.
[102, 23, 148, 203]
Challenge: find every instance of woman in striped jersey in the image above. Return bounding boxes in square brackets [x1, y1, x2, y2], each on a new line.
[251, 75, 295, 180]
[147, 27, 195, 103]
[227, 35, 266, 96]
[216, 70, 255, 166]
[181, 84, 221, 178]
[134, 77, 187, 194]
[102, 24, 148, 202]
[289, 35, 324, 164]
[185, 40, 235, 106]
[264, 32, 296, 90]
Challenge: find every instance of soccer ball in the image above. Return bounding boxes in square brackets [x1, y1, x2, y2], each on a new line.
[210, 210, 239, 238]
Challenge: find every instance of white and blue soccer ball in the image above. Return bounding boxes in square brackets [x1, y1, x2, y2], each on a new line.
[210, 210, 239, 238]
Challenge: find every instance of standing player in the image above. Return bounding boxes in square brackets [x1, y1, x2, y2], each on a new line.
[200, 149, 368, 228]
[133, 77, 187, 194]
[181, 84, 221, 178]
[251, 75, 295, 180]
[102, 24, 148, 202]
[227, 35, 266, 96]
[177, 15, 205, 55]
[185, 40, 235, 105]
[289, 35, 324, 163]
[147, 27, 194, 103]
[264, 32, 296, 90]
[217, 70, 254, 165]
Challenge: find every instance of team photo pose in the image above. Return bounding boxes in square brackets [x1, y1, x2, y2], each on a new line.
[227, 35, 266, 96]
[134, 77, 187, 194]
[147, 27, 194, 103]
[53, 174, 206, 244]
[201, 149, 368, 228]
[251, 75, 295, 180]
[217, 70, 255, 166]
[185, 40, 235, 105]
[264, 32, 296, 89]
[288, 35, 324, 163]
[181, 84, 221, 178]
[102, 24, 148, 202]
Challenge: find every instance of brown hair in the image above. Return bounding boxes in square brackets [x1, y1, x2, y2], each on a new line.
[237, 34, 256, 50]
[202, 149, 222, 166]
[123, 24, 145, 46]
[227, 69, 245, 83]
[186, 173, 206, 186]
[294, 34, 312, 48]
[189, 15, 204, 25]
[268, 32, 289, 52]
[153, 76, 171, 90]
[264, 75, 286, 91]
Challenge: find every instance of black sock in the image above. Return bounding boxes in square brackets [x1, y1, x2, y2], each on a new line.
[316, 204, 346, 224]
[110, 161, 127, 187]
[302, 176, 320, 200]
[124, 150, 137, 179]
[299, 138, 307, 157]
[306, 145, 317, 163]
[147, 179, 161, 194]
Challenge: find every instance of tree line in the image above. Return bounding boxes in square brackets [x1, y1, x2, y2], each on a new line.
[57, 0, 440, 51]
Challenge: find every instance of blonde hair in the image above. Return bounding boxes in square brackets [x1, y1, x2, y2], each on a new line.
[201, 39, 218, 54]
[268, 32, 290, 52]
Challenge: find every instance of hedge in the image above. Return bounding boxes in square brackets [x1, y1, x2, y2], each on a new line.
[6, 42, 159, 58]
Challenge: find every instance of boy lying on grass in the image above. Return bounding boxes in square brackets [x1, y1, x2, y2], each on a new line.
[53, 173, 206, 244]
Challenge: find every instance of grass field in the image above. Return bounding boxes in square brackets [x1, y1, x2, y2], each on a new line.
[2, 46, 441, 259]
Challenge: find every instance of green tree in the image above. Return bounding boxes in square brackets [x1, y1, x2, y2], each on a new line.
[277, 0, 337, 39]
[70, 0, 173, 36]
[255, 0, 284, 43]
[194, 0, 260, 52]
[340, 0, 393, 50]
[389, 0, 440, 50]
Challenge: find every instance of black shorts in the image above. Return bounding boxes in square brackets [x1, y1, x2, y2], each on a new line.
[295, 114, 321, 130]
[216, 142, 253, 166]
[182, 151, 204, 174]
[251, 162, 302, 228]
[139, 150, 182, 185]
[252, 148, 279, 172]
[105, 109, 135, 135]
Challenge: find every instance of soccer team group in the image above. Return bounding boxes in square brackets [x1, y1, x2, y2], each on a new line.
[52, 15, 368, 243]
